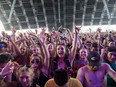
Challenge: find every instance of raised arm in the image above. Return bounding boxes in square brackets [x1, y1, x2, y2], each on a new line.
[37, 37, 50, 70]
[9, 36, 21, 55]
[68, 25, 80, 66]
[105, 63, 116, 81]
[28, 32, 50, 71]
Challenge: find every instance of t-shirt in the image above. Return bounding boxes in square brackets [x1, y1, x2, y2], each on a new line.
[33, 72, 49, 87]
[104, 59, 116, 86]
[107, 63, 116, 86]
[45, 78, 83, 87]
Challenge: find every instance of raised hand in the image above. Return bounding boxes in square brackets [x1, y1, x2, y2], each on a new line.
[58, 25, 62, 31]
[41, 27, 46, 32]
[11, 27, 16, 34]
[75, 24, 81, 33]
[1, 31, 6, 37]
[52, 26, 55, 33]
[18, 32, 23, 38]
[97, 28, 101, 33]
[0, 60, 14, 76]
[66, 28, 70, 32]
[35, 29, 38, 34]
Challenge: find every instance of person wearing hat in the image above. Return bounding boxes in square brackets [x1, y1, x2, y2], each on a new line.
[76, 51, 116, 87]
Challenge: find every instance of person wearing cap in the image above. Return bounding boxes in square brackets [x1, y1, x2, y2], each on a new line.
[104, 46, 116, 87]
[76, 51, 116, 87]
[45, 69, 83, 87]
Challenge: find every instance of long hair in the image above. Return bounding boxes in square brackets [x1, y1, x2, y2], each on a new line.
[55, 44, 69, 60]
[30, 53, 43, 69]
[16, 65, 34, 81]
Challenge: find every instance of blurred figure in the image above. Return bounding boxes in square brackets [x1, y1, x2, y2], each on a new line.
[0, 42, 8, 53]
[85, 41, 92, 53]
[104, 46, 116, 87]
[76, 51, 116, 87]
[45, 69, 82, 87]
[72, 48, 88, 77]
[91, 42, 98, 52]
[30, 53, 49, 87]
[16, 66, 40, 87]
[0, 52, 16, 82]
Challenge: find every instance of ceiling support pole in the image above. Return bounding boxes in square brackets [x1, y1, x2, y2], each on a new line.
[8, 0, 16, 23]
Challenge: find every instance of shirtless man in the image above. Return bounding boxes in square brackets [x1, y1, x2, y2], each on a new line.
[76, 51, 116, 87]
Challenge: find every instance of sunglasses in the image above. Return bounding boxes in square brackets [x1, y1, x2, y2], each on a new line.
[31, 59, 39, 64]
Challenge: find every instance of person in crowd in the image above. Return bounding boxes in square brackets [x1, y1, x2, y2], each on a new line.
[108, 41, 115, 47]
[8, 35, 31, 66]
[30, 53, 49, 87]
[0, 25, 116, 87]
[85, 41, 92, 53]
[0, 78, 17, 87]
[0, 41, 8, 53]
[0, 52, 17, 82]
[72, 48, 88, 77]
[47, 42, 56, 60]
[103, 46, 116, 87]
[91, 42, 98, 52]
[78, 48, 88, 66]
[45, 69, 83, 87]
[47, 42, 57, 77]
[76, 51, 116, 87]
[28, 33, 50, 87]
[51, 26, 81, 77]
[16, 66, 40, 87]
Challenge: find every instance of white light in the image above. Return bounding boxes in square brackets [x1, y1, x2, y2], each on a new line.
[80, 25, 116, 33]
[5, 28, 48, 35]
[0, 20, 5, 35]
[2, 24, 116, 35]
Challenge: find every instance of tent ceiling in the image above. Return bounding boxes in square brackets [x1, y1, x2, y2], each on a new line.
[0, 0, 116, 31]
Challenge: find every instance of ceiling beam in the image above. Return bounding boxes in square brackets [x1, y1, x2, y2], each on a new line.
[99, 6, 105, 25]
[82, 0, 88, 26]
[0, 1, 12, 30]
[108, 2, 116, 25]
[73, 0, 77, 30]
[102, 0, 110, 20]
[52, 0, 57, 28]
[13, 10, 22, 29]
[19, 0, 30, 29]
[7, 0, 21, 29]
[58, 0, 61, 23]
[91, 0, 98, 25]
[63, 0, 66, 28]
[30, 0, 39, 29]
[8, 0, 16, 23]
[0, 2, 9, 23]
[41, 0, 48, 30]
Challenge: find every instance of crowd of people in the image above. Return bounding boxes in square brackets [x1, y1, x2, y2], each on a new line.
[0, 25, 116, 87]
